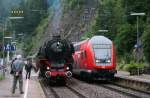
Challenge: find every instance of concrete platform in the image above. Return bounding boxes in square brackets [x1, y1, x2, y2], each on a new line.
[0, 70, 46, 98]
[115, 71, 150, 93]
[116, 71, 150, 83]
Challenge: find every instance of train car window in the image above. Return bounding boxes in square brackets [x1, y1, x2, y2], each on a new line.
[83, 50, 87, 58]
[80, 50, 87, 59]
[75, 45, 80, 51]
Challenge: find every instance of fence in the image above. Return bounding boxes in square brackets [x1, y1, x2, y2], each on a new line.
[0, 65, 6, 77]
[129, 67, 150, 75]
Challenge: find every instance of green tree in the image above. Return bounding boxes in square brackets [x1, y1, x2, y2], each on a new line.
[143, 17, 150, 63]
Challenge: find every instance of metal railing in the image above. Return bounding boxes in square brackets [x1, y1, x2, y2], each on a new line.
[129, 67, 150, 75]
[0, 65, 6, 77]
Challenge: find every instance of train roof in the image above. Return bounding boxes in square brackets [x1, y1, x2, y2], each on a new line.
[90, 36, 112, 44]
[73, 39, 89, 46]
[73, 36, 112, 47]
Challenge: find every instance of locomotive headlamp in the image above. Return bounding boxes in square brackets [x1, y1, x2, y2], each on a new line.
[96, 59, 100, 63]
[47, 66, 50, 70]
[87, 70, 92, 73]
[66, 67, 69, 70]
[106, 60, 111, 63]
[57, 42, 60, 46]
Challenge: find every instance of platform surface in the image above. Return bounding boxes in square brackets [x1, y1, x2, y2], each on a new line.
[0, 70, 46, 98]
[116, 71, 150, 83]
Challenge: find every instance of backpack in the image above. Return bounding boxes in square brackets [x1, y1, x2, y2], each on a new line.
[10, 59, 17, 74]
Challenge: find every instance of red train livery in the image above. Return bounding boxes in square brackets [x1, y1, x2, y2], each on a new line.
[73, 36, 117, 80]
[36, 58, 72, 84]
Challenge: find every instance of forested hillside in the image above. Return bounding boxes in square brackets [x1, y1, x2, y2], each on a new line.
[0, 0, 150, 68]
[0, 0, 21, 18]
[91, 0, 150, 65]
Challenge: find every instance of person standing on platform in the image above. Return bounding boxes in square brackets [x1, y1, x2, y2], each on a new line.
[25, 58, 33, 79]
[11, 55, 25, 94]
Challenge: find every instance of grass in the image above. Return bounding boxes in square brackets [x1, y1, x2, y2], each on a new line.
[0, 75, 4, 81]
[26, 16, 49, 55]
[117, 61, 145, 72]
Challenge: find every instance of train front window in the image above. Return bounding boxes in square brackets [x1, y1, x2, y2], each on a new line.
[51, 62, 64, 67]
[93, 44, 112, 65]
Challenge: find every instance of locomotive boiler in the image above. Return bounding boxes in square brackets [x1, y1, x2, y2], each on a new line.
[36, 35, 74, 84]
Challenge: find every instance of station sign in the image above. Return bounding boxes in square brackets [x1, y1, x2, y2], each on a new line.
[3, 44, 16, 51]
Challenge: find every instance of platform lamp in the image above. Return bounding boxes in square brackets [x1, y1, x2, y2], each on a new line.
[130, 12, 145, 63]
[11, 41, 17, 57]
[9, 10, 24, 57]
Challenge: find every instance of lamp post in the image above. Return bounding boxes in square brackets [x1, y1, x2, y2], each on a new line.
[130, 12, 145, 62]
[0, 20, 5, 65]
[11, 41, 17, 57]
[130, 13, 145, 46]
[2, 19, 10, 65]
[9, 10, 24, 57]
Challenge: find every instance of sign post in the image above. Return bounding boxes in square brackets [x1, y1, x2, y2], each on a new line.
[3, 44, 16, 63]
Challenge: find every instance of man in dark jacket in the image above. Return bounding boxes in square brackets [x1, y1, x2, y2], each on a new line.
[25, 58, 33, 79]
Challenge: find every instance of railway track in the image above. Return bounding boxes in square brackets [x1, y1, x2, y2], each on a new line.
[40, 79, 87, 98]
[97, 83, 150, 98]
[65, 85, 87, 98]
[40, 78, 150, 98]
[73, 78, 150, 98]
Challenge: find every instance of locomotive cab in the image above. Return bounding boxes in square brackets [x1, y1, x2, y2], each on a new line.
[90, 36, 117, 80]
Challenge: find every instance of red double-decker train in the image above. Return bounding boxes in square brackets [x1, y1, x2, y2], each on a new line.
[73, 36, 117, 81]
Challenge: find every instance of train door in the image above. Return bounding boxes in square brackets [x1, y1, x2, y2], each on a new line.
[80, 50, 87, 69]
[73, 43, 81, 74]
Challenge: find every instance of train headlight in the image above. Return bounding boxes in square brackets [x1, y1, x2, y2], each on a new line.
[66, 67, 69, 70]
[106, 60, 111, 63]
[87, 70, 92, 73]
[96, 60, 100, 63]
[47, 66, 50, 70]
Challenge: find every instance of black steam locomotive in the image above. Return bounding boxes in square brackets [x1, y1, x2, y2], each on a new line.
[36, 35, 74, 84]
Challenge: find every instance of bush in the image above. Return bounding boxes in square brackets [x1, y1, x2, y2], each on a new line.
[123, 62, 145, 72]
[0, 75, 4, 81]
[117, 63, 125, 70]
[143, 18, 150, 64]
